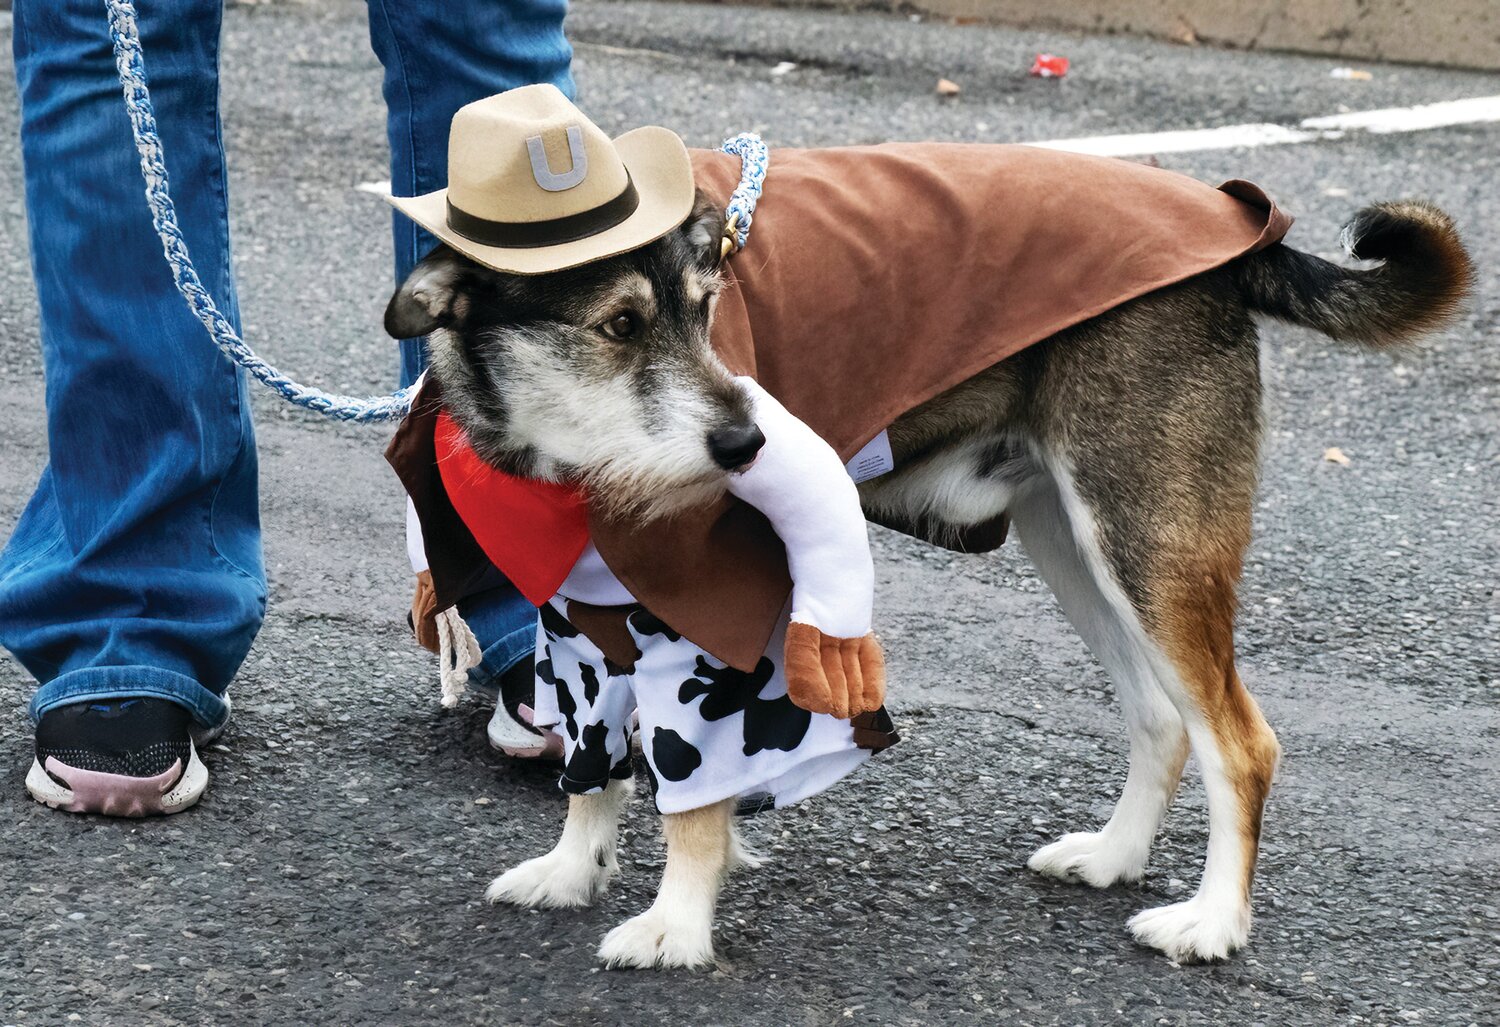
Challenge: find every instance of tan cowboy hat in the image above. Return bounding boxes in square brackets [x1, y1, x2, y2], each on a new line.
[388, 84, 695, 276]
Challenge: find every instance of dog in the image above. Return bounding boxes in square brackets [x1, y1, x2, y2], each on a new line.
[384, 188, 1472, 968]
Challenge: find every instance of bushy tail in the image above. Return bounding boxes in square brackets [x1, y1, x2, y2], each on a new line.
[1234, 200, 1475, 349]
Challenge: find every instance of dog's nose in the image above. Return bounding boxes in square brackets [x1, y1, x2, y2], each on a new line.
[707, 423, 765, 471]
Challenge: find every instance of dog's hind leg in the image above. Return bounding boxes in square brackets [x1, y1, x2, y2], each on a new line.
[485, 777, 632, 909]
[599, 799, 733, 970]
[1120, 545, 1281, 963]
[1012, 473, 1189, 889]
[1020, 447, 1279, 962]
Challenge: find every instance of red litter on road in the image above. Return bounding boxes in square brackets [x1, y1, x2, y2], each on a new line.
[1030, 53, 1070, 78]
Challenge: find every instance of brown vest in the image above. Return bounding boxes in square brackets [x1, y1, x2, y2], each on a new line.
[392, 143, 1291, 672]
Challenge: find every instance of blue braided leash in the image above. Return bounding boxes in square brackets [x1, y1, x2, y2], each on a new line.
[719, 133, 768, 251]
[104, 0, 768, 423]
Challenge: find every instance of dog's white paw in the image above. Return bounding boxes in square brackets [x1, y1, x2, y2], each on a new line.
[485, 847, 616, 909]
[1128, 898, 1250, 962]
[598, 904, 715, 970]
[1028, 831, 1145, 888]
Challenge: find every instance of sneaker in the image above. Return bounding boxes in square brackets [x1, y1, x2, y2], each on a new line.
[26, 698, 210, 816]
[487, 655, 563, 759]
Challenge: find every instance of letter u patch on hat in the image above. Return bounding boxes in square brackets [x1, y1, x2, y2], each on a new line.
[527, 125, 588, 191]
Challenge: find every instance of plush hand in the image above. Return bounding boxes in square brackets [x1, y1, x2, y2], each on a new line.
[725, 378, 886, 718]
[783, 621, 886, 719]
[410, 569, 441, 654]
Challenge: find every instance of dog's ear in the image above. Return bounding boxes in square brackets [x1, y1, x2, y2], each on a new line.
[680, 190, 727, 271]
[385, 246, 468, 339]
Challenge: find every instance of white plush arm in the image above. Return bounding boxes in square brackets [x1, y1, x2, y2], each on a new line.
[724, 377, 884, 718]
[725, 378, 872, 636]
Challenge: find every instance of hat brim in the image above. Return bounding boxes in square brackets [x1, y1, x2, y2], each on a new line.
[387, 126, 696, 277]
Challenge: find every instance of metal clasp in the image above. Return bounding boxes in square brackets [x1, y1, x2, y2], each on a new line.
[720, 211, 741, 262]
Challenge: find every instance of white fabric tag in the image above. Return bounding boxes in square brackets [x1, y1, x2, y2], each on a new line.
[845, 430, 894, 484]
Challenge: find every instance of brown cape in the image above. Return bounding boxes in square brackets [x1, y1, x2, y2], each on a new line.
[391, 143, 1291, 672]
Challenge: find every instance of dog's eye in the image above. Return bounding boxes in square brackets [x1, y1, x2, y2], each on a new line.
[601, 312, 640, 340]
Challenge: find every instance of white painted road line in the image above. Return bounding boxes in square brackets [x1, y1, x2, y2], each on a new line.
[1030, 123, 1320, 157]
[1030, 93, 1500, 157]
[1299, 94, 1500, 133]
[354, 96, 1500, 194]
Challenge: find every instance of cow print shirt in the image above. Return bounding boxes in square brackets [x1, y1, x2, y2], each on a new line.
[531, 597, 874, 815]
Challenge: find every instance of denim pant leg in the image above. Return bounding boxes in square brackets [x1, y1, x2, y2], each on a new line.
[366, 0, 573, 682]
[0, 0, 265, 729]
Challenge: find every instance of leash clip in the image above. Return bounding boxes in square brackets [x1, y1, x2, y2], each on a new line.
[720, 211, 741, 262]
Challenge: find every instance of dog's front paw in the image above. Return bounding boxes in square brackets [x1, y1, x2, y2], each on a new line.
[598, 904, 714, 970]
[1028, 831, 1145, 888]
[485, 847, 616, 909]
[1128, 897, 1250, 962]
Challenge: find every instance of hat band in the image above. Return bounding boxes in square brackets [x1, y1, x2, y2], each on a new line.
[445, 176, 640, 250]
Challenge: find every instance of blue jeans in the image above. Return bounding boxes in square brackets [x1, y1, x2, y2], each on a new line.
[0, 0, 568, 729]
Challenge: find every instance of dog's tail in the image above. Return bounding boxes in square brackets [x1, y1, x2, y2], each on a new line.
[1234, 200, 1474, 349]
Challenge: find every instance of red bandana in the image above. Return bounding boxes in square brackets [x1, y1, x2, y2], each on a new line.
[434, 409, 590, 607]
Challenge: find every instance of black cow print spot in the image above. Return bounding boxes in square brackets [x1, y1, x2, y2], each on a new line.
[535, 649, 558, 687]
[740, 694, 813, 756]
[628, 609, 681, 642]
[563, 720, 615, 789]
[553, 677, 579, 742]
[534, 650, 580, 741]
[539, 602, 580, 641]
[680, 657, 774, 720]
[554, 690, 580, 741]
[579, 662, 602, 705]
[651, 727, 702, 782]
[679, 657, 812, 757]
[603, 656, 635, 678]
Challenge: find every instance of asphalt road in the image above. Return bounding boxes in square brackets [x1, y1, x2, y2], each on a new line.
[0, 2, 1496, 1024]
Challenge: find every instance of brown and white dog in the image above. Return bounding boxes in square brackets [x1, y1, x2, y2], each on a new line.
[386, 189, 1472, 968]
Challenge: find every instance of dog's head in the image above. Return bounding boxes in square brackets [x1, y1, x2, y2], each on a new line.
[385, 193, 762, 520]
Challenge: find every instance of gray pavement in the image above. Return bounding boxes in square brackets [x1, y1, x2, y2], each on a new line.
[1, 2, 1497, 1024]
